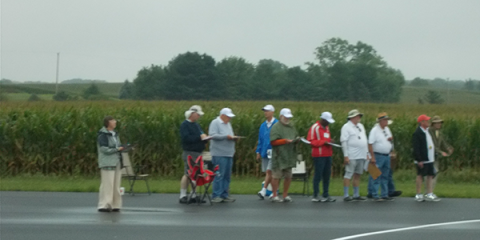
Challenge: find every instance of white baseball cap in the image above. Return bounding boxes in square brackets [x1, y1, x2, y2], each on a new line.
[262, 104, 275, 112]
[279, 108, 293, 118]
[220, 108, 235, 118]
[320, 112, 335, 123]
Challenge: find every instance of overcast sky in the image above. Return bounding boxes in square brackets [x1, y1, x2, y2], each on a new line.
[1, 0, 479, 83]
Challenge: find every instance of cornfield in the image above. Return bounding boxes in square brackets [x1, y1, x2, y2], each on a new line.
[1, 101, 479, 177]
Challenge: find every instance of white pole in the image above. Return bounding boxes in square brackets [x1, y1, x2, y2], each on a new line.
[55, 52, 60, 94]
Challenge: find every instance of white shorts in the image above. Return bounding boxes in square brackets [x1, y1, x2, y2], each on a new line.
[344, 159, 366, 179]
[261, 158, 272, 172]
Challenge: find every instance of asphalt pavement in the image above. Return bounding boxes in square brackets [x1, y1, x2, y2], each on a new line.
[1, 191, 479, 240]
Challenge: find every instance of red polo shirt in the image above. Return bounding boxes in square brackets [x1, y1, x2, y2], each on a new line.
[307, 121, 332, 157]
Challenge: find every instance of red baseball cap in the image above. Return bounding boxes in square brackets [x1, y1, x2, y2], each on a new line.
[417, 114, 431, 123]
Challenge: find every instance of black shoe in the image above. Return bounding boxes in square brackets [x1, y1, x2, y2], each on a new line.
[353, 196, 367, 201]
[343, 196, 354, 202]
[389, 191, 402, 197]
[179, 197, 188, 204]
[382, 197, 395, 201]
[367, 193, 373, 199]
[373, 197, 385, 202]
[111, 208, 120, 212]
[98, 208, 110, 212]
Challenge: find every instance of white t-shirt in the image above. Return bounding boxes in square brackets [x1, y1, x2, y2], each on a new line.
[266, 117, 276, 128]
[340, 121, 368, 160]
[109, 131, 119, 147]
[368, 124, 393, 154]
[417, 127, 435, 164]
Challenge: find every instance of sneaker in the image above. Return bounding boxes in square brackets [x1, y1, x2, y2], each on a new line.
[367, 193, 373, 199]
[223, 197, 236, 203]
[321, 197, 336, 202]
[425, 194, 440, 202]
[179, 196, 188, 204]
[283, 196, 293, 202]
[98, 208, 110, 212]
[389, 191, 402, 197]
[191, 196, 206, 204]
[373, 198, 384, 202]
[381, 197, 395, 201]
[415, 194, 425, 202]
[271, 196, 283, 203]
[343, 196, 354, 202]
[311, 197, 321, 202]
[211, 197, 224, 203]
[258, 189, 266, 200]
[353, 196, 367, 201]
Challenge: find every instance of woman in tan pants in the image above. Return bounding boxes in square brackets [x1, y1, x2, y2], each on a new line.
[97, 116, 124, 212]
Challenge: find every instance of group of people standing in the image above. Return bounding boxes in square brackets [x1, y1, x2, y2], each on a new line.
[94, 105, 453, 212]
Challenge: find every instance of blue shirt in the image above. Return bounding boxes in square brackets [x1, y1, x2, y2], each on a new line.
[256, 118, 278, 158]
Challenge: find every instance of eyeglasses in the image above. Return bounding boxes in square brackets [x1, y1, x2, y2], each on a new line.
[383, 130, 388, 138]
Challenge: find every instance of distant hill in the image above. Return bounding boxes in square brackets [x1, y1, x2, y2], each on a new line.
[61, 78, 107, 84]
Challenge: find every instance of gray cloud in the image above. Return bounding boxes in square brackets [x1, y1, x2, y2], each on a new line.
[1, 0, 479, 82]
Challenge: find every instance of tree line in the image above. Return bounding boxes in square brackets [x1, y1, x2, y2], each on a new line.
[119, 38, 406, 103]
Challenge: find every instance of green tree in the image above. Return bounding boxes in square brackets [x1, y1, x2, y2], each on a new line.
[464, 79, 475, 91]
[27, 94, 41, 102]
[133, 65, 166, 100]
[424, 90, 444, 104]
[313, 38, 404, 103]
[410, 77, 430, 87]
[53, 91, 70, 101]
[83, 83, 101, 99]
[164, 52, 220, 100]
[250, 61, 286, 100]
[119, 80, 135, 99]
[281, 67, 317, 101]
[216, 57, 255, 100]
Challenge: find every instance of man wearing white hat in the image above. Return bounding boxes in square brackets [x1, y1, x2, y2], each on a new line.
[256, 105, 278, 199]
[179, 105, 208, 204]
[209, 108, 237, 203]
[307, 112, 336, 202]
[270, 108, 299, 203]
[340, 109, 368, 202]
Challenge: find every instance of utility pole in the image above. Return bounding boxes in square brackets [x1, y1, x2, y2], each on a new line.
[55, 52, 60, 94]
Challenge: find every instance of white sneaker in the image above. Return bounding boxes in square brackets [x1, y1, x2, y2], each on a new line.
[415, 194, 425, 202]
[258, 189, 266, 200]
[425, 194, 440, 202]
[283, 196, 293, 202]
[271, 196, 283, 203]
[311, 198, 320, 202]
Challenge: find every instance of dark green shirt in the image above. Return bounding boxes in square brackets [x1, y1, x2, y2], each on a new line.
[428, 127, 452, 156]
[270, 121, 298, 170]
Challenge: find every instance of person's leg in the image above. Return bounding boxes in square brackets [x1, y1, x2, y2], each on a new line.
[416, 175, 423, 194]
[98, 169, 114, 210]
[426, 176, 433, 194]
[312, 157, 322, 198]
[387, 167, 396, 195]
[343, 163, 354, 198]
[367, 175, 374, 196]
[322, 157, 332, 198]
[352, 160, 363, 198]
[379, 155, 390, 198]
[180, 151, 189, 199]
[222, 157, 233, 198]
[432, 161, 439, 190]
[283, 169, 292, 198]
[352, 173, 361, 197]
[112, 162, 123, 209]
[212, 156, 226, 199]
[271, 168, 281, 198]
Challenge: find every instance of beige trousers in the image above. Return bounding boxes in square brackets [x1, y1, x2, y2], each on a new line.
[98, 162, 122, 210]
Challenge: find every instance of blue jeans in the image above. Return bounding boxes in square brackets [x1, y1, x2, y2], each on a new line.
[212, 156, 233, 199]
[368, 160, 396, 195]
[370, 154, 390, 198]
[312, 157, 332, 198]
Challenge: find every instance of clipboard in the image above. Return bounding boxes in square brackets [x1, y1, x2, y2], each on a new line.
[368, 163, 382, 180]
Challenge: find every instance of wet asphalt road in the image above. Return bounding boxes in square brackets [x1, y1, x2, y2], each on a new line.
[1, 191, 479, 240]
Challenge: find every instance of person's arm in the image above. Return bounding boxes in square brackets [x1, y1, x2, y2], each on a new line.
[271, 139, 291, 146]
[440, 133, 454, 155]
[208, 120, 229, 140]
[340, 126, 350, 165]
[181, 123, 202, 143]
[412, 131, 425, 162]
[256, 125, 263, 160]
[98, 134, 120, 155]
[307, 125, 327, 148]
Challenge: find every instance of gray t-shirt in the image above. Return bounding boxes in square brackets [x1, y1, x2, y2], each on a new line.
[208, 117, 235, 157]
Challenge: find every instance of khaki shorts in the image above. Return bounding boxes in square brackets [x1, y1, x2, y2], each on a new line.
[272, 168, 293, 179]
[344, 159, 365, 179]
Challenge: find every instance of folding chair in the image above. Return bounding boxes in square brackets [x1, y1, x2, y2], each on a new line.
[291, 154, 310, 196]
[121, 152, 151, 196]
[186, 155, 219, 205]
